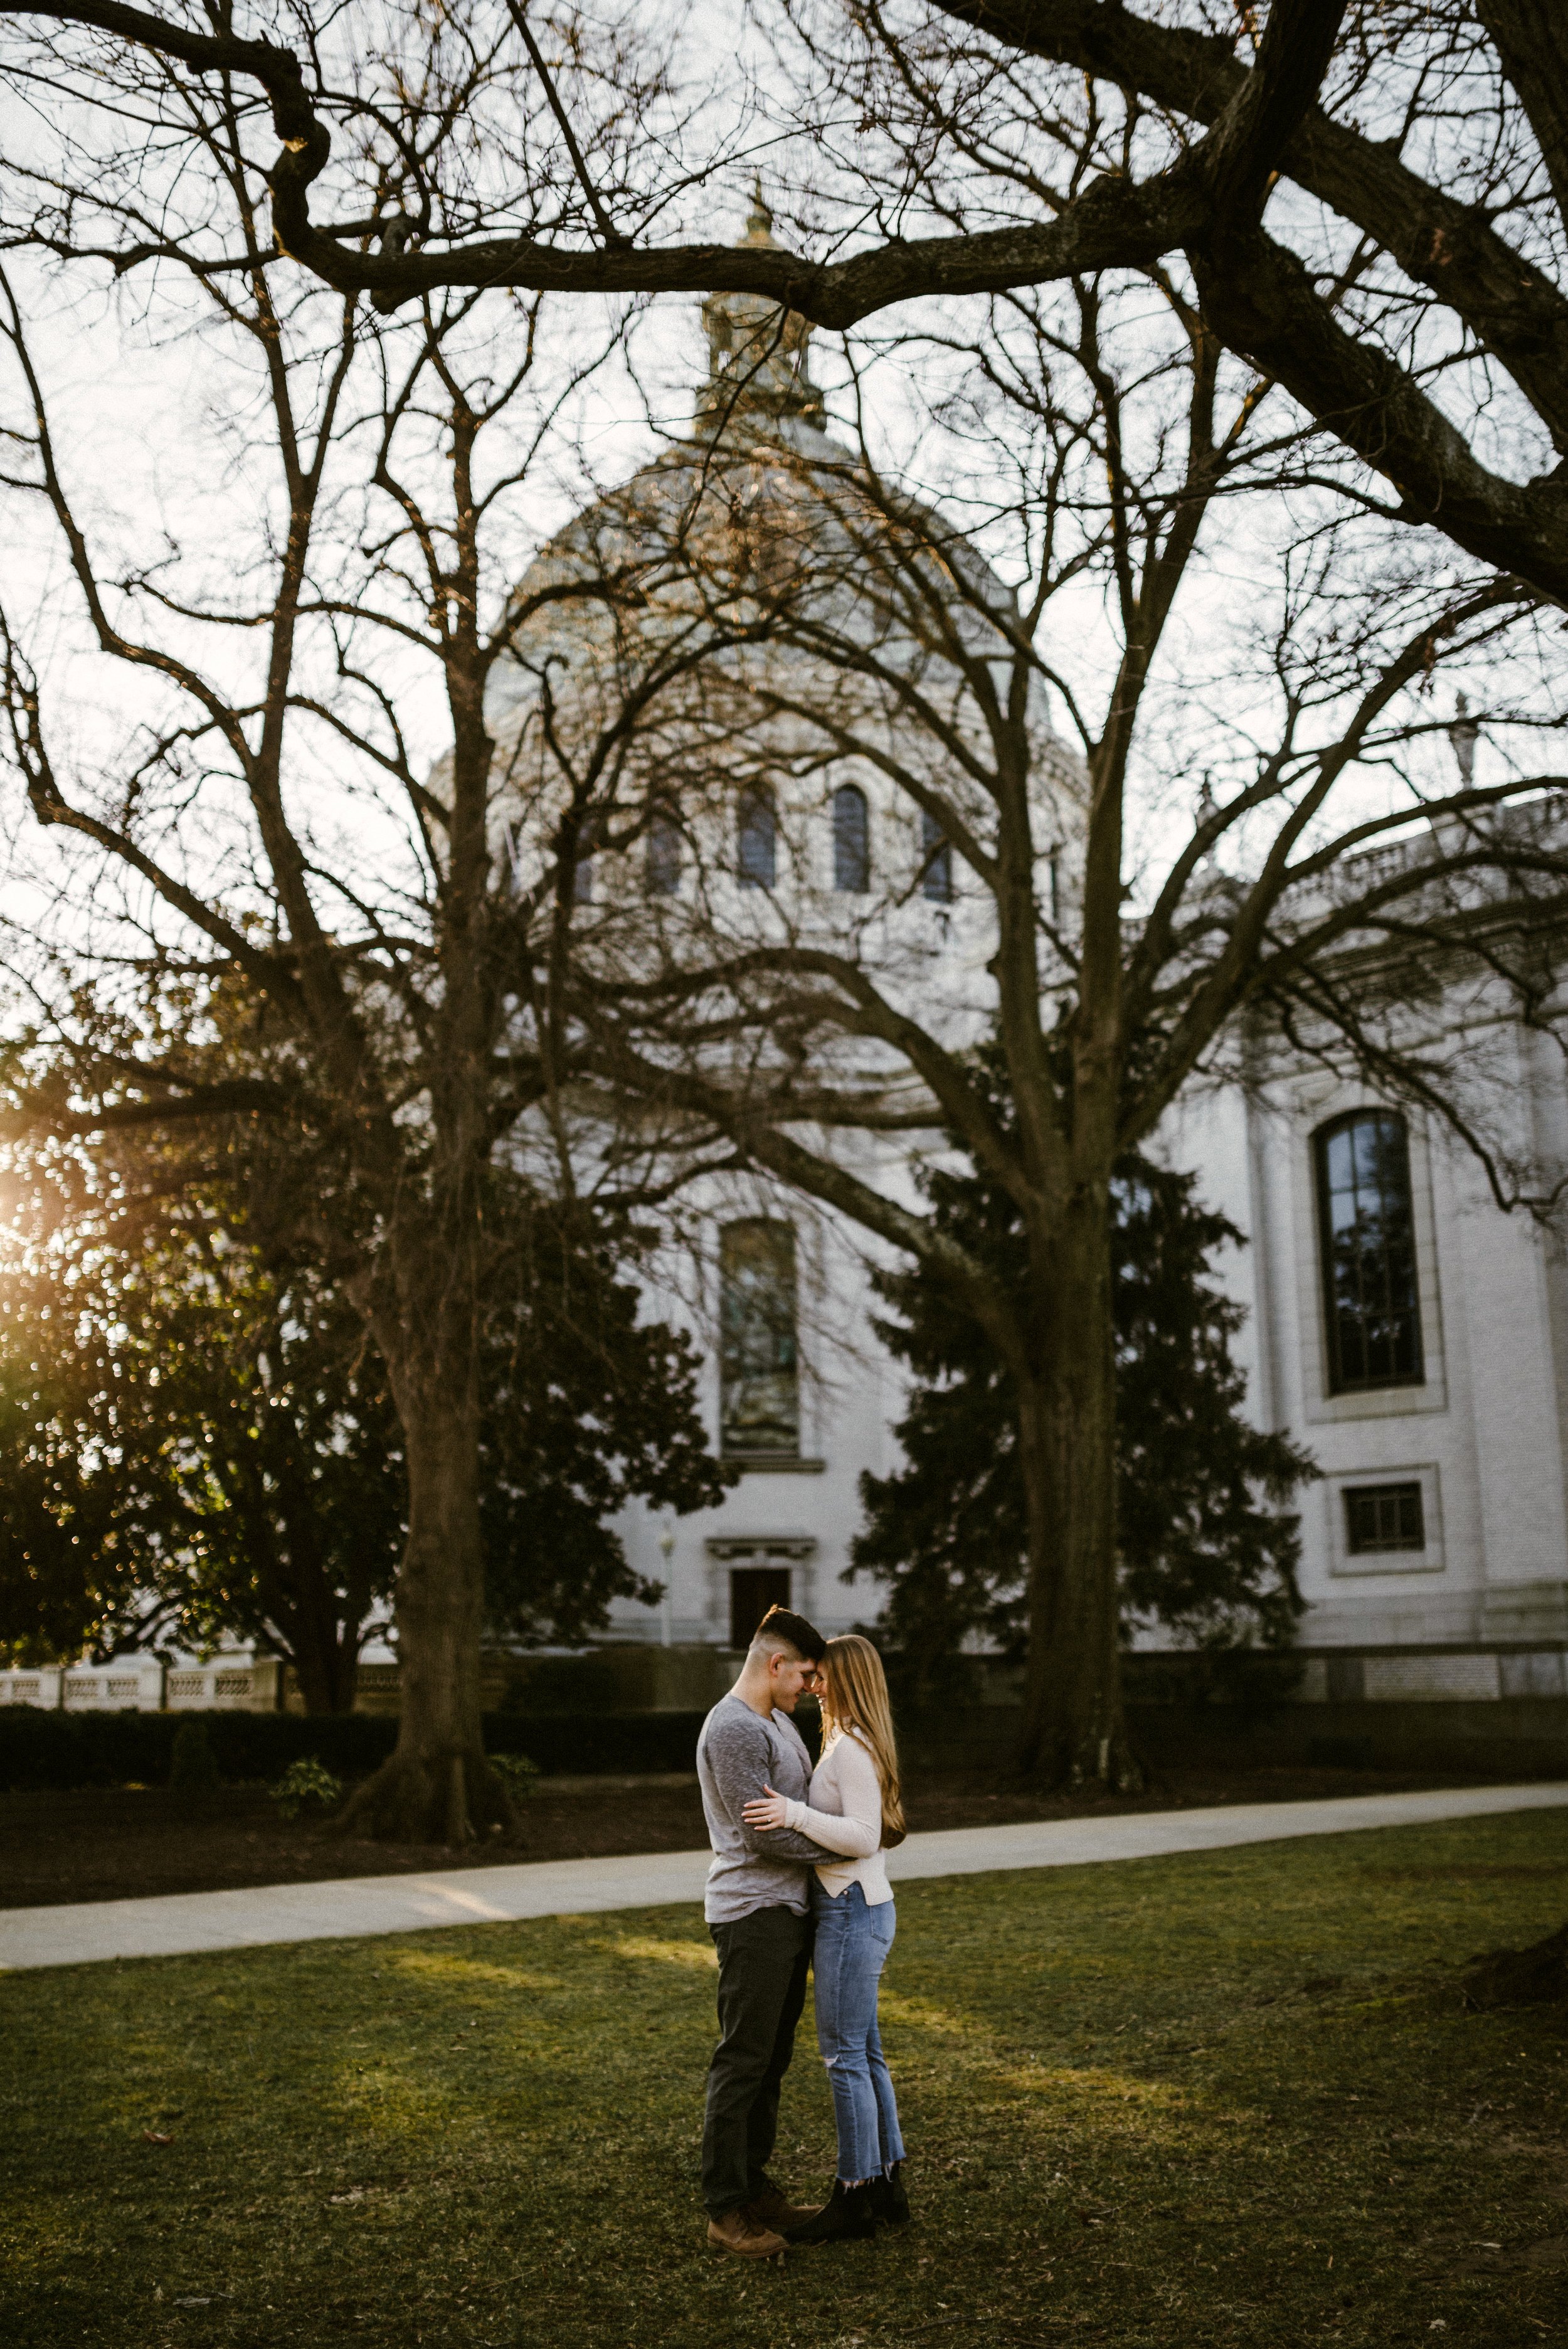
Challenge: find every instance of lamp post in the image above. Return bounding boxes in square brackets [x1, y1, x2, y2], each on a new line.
[657, 1526, 675, 1648]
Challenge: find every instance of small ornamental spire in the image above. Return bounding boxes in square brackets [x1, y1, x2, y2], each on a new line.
[698, 186, 824, 437]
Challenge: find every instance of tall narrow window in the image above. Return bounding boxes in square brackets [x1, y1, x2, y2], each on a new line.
[647, 811, 682, 898]
[832, 783, 870, 893]
[921, 808, 953, 903]
[738, 789, 776, 888]
[569, 810, 603, 904]
[719, 1220, 798, 1456]
[1314, 1110, 1424, 1392]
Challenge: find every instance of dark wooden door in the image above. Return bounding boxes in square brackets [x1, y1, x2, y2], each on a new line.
[729, 1567, 792, 1650]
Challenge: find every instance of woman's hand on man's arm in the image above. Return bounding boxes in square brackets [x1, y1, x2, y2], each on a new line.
[742, 1784, 790, 1832]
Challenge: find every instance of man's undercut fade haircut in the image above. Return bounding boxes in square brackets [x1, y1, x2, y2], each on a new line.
[748, 1604, 827, 1666]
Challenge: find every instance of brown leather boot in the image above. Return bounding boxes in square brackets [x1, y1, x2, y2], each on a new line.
[707, 2207, 788, 2259]
[746, 2178, 824, 2229]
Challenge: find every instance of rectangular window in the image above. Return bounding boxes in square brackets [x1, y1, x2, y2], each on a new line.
[1343, 1481, 1426, 1554]
[729, 1567, 792, 1650]
[719, 1221, 799, 1456]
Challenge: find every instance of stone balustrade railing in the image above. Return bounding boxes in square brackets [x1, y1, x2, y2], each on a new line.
[0, 1660, 283, 1712]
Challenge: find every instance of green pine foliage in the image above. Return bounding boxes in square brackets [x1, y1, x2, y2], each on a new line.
[852, 1063, 1315, 1677]
[475, 1200, 734, 1648]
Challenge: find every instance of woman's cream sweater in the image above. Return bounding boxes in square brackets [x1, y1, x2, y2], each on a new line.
[782, 1727, 893, 1906]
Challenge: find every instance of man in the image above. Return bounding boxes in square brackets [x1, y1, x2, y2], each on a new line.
[696, 1604, 834, 2259]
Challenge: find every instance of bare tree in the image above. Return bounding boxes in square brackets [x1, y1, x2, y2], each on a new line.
[8, 0, 1568, 1796]
[3, 2, 1567, 602]
[0, 17, 733, 1837]
[495, 260, 1568, 1785]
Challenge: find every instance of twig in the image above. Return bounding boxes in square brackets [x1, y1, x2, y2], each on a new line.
[502, 0, 628, 250]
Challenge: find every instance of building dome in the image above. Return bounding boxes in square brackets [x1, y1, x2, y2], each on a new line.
[482, 223, 1086, 1009]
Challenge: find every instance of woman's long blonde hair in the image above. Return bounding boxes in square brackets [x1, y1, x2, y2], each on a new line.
[820, 1635, 905, 1843]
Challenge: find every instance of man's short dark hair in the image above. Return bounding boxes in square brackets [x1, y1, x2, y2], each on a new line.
[749, 1604, 827, 1665]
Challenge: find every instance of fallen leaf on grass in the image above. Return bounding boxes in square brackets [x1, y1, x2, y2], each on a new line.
[141, 2129, 174, 2146]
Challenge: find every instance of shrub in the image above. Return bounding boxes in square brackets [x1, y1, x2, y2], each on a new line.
[0, 1705, 707, 1790]
[488, 1749, 541, 1799]
[269, 1756, 344, 1820]
[168, 1718, 221, 1796]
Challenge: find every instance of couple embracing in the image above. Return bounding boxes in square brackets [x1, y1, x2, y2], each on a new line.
[696, 1606, 909, 2259]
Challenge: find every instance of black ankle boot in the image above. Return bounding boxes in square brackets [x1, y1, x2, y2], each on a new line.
[782, 2180, 877, 2246]
[869, 2161, 909, 2227]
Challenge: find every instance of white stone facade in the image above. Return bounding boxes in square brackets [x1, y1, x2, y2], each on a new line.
[1162, 1063, 1568, 1657]
[598, 1043, 1568, 1662]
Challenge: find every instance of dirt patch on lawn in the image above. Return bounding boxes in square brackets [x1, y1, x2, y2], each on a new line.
[0, 1758, 1517, 1910]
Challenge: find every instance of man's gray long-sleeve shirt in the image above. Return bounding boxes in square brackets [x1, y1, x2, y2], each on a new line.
[696, 1692, 832, 1922]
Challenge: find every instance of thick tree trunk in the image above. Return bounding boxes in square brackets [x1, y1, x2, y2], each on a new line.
[336, 1358, 512, 1843]
[1014, 1182, 1142, 1790]
[288, 1626, 362, 1715]
[270, 1521, 364, 1713]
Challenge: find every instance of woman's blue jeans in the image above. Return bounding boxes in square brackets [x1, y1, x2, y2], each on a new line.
[812, 1880, 906, 2183]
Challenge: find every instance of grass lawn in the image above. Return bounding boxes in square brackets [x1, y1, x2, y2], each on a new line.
[3, 1811, 1567, 2348]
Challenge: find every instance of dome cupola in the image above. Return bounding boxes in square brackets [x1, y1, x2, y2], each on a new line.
[697, 189, 825, 437]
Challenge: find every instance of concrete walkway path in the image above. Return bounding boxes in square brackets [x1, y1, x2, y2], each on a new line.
[3, 1780, 1564, 1975]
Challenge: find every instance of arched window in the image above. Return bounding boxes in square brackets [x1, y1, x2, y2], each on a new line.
[832, 783, 870, 893]
[719, 1221, 798, 1457]
[647, 811, 682, 898]
[738, 789, 776, 888]
[921, 807, 953, 904]
[1314, 1110, 1424, 1393]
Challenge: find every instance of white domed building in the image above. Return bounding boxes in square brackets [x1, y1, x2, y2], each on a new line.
[470, 211, 1568, 1746]
[9, 226, 1565, 1741]
[480, 204, 1085, 1664]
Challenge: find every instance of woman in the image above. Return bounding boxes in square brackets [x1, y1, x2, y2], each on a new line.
[742, 1633, 910, 2245]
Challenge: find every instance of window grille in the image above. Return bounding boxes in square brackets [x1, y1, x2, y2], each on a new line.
[647, 812, 681, 897]
[1313, 1111, 1424, 1392]
[1343, 1481, 1426, 1554]
[719, 1221, 798, 1455]
[738, 790, 776, 888]
[920, 809, 953, 903]
[569, 810, 606, 904]
[832, 784, 870, 893]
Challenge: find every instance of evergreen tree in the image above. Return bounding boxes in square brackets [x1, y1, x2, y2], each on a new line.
[852, 1057, 1315, 1690]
